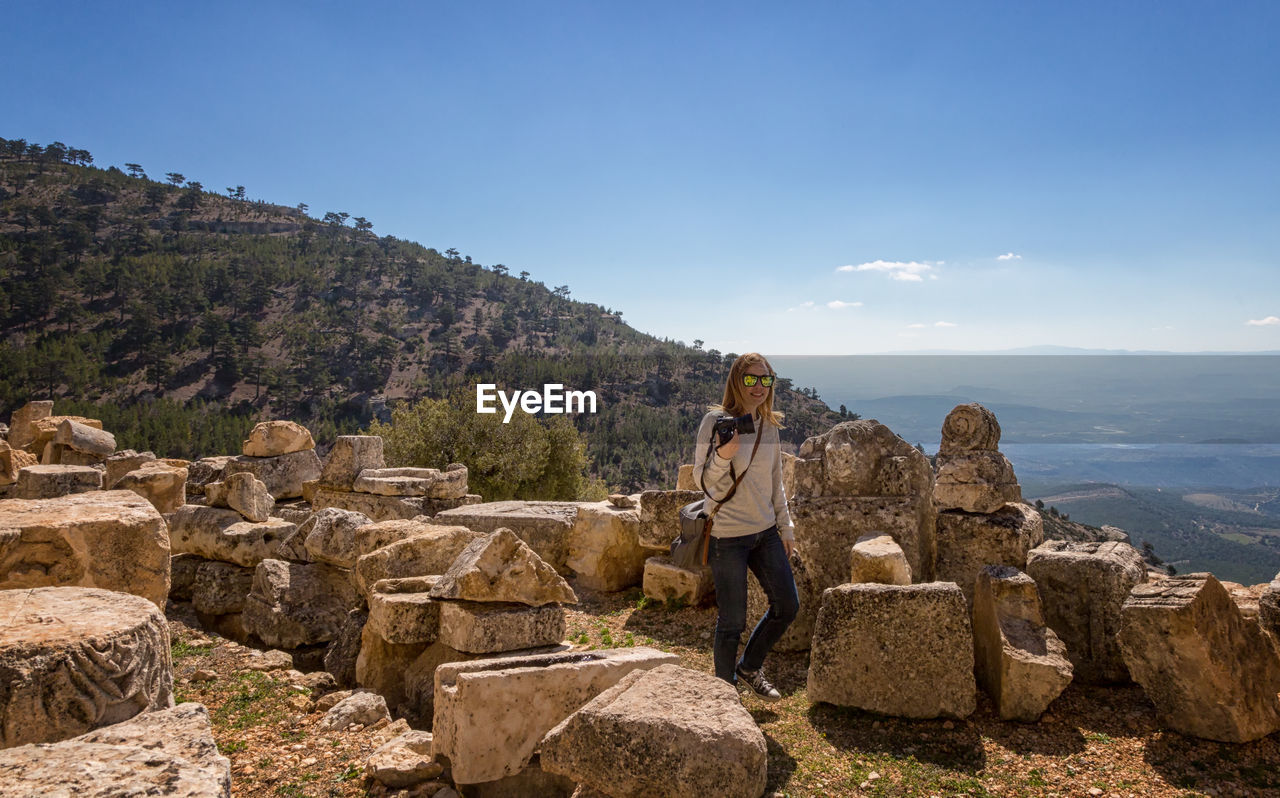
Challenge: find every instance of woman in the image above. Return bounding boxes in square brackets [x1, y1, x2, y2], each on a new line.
[693, 352, 798, 701]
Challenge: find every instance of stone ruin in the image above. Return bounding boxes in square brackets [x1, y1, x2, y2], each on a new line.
[2, 397, 1280, 795]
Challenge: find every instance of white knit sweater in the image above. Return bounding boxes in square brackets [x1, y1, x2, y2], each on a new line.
[692, 410, 795, 542]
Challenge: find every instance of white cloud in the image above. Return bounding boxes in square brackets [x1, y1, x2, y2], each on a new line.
[906, 323, 926, 329]
[1152, 325, 1176, 331]
[934, 321, 957, 328]
[786, 301, 816, 312]
[997, 252, 1022, 261]
[1246, 316, 1280, 326]
[826, 300, 863, 309]
[837, 260, 933, 282]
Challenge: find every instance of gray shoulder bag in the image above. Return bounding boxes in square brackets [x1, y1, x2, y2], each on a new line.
[671, 425, 762, 569]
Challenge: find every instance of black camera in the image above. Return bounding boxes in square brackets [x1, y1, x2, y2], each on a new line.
[714, 413, 755, 446]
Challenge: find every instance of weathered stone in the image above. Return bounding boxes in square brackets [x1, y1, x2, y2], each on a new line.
[0, 444, 37, 487]
[1261, 572, 1280, 641]
[242, 559, 362, 648]
[642, 556, 714, 605]
[116, 461, 188, 514]
[170, 553, 209, 600]
[356, 624, 429, 711]
[1026, 540, 1146, 684]
[938, 402, 1002, 455]
[792, 419, 935, 499]
[369, 577, 442, 644]
[221, 449, 322, 500]
[168, 505, 296, 567]
[297, 507, 374, 567]
[972, 566, 1072, 721]
[935, 503, 1044, 605]
[13, 463, 102, 499]
[1118, 573, 1280, 743]
[195, 611, 251, 645]
[607, 493, 637, 509]
[220, 471, 273, 522]
[242, 420, 314, 457]
[0, 587, 173, 747]
[435, 501, 579, 574]
[325, 609, 368, 688]
[103, 449, 157, 489]
[6, 400, 53, 452]
[676, 464, 696, 491]
[272, 500, 312, 525]
[319, 690, 390, 731]
[432, 647, 680, 785]
[401, 641, 490, 723]
[0, 490, 170, 607]
[355, 525, 481, 597]
[850, 533, 912, 585]
[186, 455, 233, 496]
[934, 450, 1023, 513]
[353, 517, 441, 557]
[366, 730, 441, 788]
[430, 528, 577, 607]
[53, 444, 109, 467]
[55, 419, 116, 457]
[354, 465, 469, 499]
[438, 601, 566, 654]
[540, 664, 767, 798]
[318, 435, 385, 490]
[0, 703, 230, 797]
[808, 582, 976, 719]
[312, 486, 427, 521]
[567, 501, 646, 591]
[29, 415, 102, 458]
[191, 560, 255, 615]
[637, 490, 703, 550]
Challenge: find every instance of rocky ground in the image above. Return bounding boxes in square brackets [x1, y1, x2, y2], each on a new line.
[168, 586, 1280, 798]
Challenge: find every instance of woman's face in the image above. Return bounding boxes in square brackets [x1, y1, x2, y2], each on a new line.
[740, 363, 772, 415]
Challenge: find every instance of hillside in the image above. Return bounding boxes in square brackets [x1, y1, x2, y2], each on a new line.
[0, 137, 842, 490]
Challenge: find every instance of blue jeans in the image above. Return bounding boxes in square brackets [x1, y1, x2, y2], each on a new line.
[708, 526, 799, 684]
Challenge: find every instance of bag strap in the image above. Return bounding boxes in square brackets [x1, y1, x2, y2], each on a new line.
[699, 419, 763, 521]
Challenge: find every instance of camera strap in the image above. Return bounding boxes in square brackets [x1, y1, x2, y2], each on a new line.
[699, 420, 763, 520]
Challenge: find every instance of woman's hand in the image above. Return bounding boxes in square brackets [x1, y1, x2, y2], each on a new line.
[715, 431, 740, 460]
[783, 538, 795, 559]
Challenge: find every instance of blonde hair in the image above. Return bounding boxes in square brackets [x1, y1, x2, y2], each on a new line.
[711, 352, 785, 428]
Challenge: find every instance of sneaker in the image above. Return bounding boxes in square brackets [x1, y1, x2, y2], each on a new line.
[735, 665, 781, 702]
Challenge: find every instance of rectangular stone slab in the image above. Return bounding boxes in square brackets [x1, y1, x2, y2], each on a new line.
[437, 601, 566, 654]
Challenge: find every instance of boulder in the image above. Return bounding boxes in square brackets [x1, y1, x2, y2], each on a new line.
[366, 730, 441, 788]
[1261, 572, 1280, 641]
[354, 525, 481, 597]
[13, 463, 102, 499]
[221, 449, 322, 500]
[935, 503, 1044, 605]
[540, 664, 768, 798]
[191, 560, 256, 616]
[186, 456, 233, 496]
[115, 461, 188, 515]
[567, 501, 647, 591]
[972, 566, 1072, 721]
[437, 601, 566, 654]
[301, 507, 374, 567]
[354, 465, 469, 499]
[429, 528, 577, 607]
[319, 690, 390, 731]
[318, 435, 385, 490]
[0, 444, 38, 487]
[6, 400, 53, 452]
[242, 420, 314, 457]
[642, 556, 714, 605]
[222, 471, 273, 522]
[54, 419, 116, 457]
[1118, 573, 1280, 743]
[368, 577, 442, 644]
[637, 489, 703, 550]
[934, 451, 1023, 513]
[0, 703, 230, 797]
[103, 450, 157, 489]
[1026, 540, 1146, 684]
[791, 419, 934, 499]
[0, 587, 173, 747]
[434, 501, 580, 574]
[168, 505, 296, 568]
[242, 559, 362, 649]
[432, 647, 679, 785]
[0, 490, 170, 607]
[324, 609, 368, 688]
[807, 582, 976, 719]
[849, 533, 912, 585]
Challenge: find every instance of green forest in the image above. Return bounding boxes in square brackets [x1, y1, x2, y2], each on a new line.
[0, 136, 845, 493]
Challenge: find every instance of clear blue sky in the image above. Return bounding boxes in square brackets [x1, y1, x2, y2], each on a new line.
[4, 1, 1277, 354]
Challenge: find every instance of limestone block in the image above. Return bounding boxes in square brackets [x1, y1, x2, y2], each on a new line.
[272, 500, 312, 525]
[637, 489, 703, 550]
[242, 420, 314, 457]
[319, 690, 390, 731]
[438, 601, 566, 654]
[55, 419, 116, 457]
[607, 493, 637, 508]
[850, 533, 912, 585]
[938, 402, 1002, 455]
[191, 560, 255, 615]
[934, 450, 1023, 513]
[186, 455, 233, 496]
[972, 566, 1072, 721]
[745, 549, 818, 651]
[168, 505, 296, 567]
[807, 582, 976, 719]
[354, 525, 481, 597]
[219, 471, 272, 522]
[54, 444, 108, 467]
[676, 463, 696, 491]
[355, 465, 468, 499]
[242, 559, 362, 649]
[1026, 540, 1146, 684]
[540, 664, 767, 798]
[301, 507, 374, 567]
[0, 490, 170, 607]
[29, 415, 102, 458]
[6, 400, 53, 452]
[325, 609, 368, 688]
[356, 624, 430, 711]
[567, 501, 646, 591]
[169, 553, 208, 601]
[311, 486, 428, 521]
[430, 528, 577, 606]
[432, 647, 679, 785]
[221, 449, 322, 500]
[0, 444, 37, 487]
[791, 419, 934, 500]
[1118, 573, 1280, 743]
[116, 461, 188, 515]
[0, 703, 230, 797]
[1261, 572, 1280, 641]
[935, 502, 1044, 605]
[353, 517, 442, 557]
[273, 522, 315, 564]
[319, 435, 385, 490]
[642, 556, 714, 605]
[369, 576, 442, 644]
[366, 730, 440, 788]
[435, 501, 580, 574]
[0, 587, 173, 747]
[103, 450, 157, 489]
[13, 463, 102, 499]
